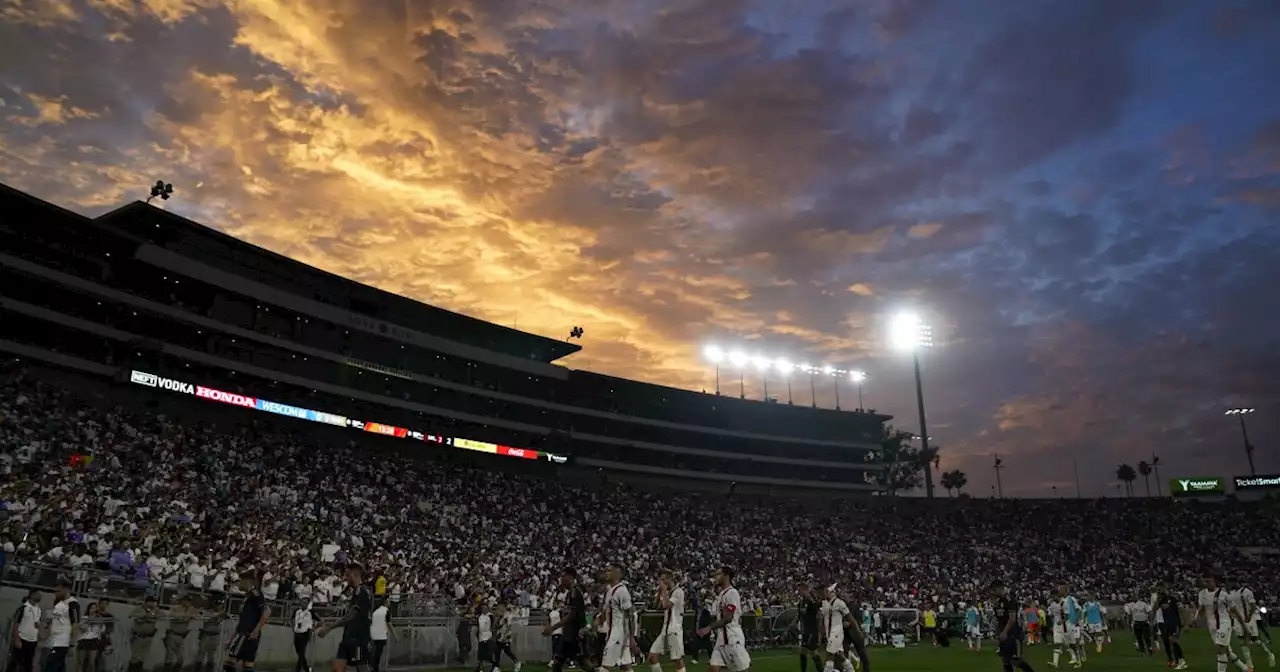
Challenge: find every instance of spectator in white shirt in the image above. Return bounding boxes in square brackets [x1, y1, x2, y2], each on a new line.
[292, 602, 315, 672]
[371, 601, 395, 672]
[9, 589, 42, 672]
[45, 580, 81, 672]
[187, 561, 208, 590]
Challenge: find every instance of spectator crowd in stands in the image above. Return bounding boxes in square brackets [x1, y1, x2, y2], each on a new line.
[3, 362, 1279, 616]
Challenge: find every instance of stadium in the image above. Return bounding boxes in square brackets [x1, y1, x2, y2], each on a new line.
[2, 183, 1279, 672]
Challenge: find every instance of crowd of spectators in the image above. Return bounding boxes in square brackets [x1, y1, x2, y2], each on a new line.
[3, 362, 1279, 617]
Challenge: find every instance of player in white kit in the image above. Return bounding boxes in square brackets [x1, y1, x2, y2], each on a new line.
[648, 569, 686, 672]
[695, 566, 750, 672]
[819, 585, 855, 672]
[1192, 573, 1250, 672]
[1230, 580, 1276, 669]
[600, 563, 638, 671]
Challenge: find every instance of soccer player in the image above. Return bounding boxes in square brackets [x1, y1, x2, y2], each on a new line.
[1154, 585, 1187, 670]
[992, 581, 1037, 672]
[1231, 579, 1276, 669]
[600, 563, 638, 672]
[649, 569, 686, 672]
[860, 606, 873, 648]
[544, 568, 595, 672]
[316, 563, 374, 672]
[225, 570, 269, 672]
[493, 604, 521, 672]
[1193, 573, 1251, 672]
[795, 582, 824, 672]
[967, 602, 984, 651]
[475, 605, 495, 672]
[1049, 585, 1082, 669]
[817, 585, 854, 672]
[1128, 594, 1154, 656]
[695, 566, 751, 672]
[1083, 597, 1105, 654]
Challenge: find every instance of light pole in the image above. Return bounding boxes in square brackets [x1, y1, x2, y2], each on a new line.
[728, 350, 748, 399]
[824, 365, 840, 410]
[850, 370, 867, 411]
[804, 364, 817, 408]
[1225, 408, 1257, 475]
[993, 455, 1004, 498]
[703, 345, 724, 396]
[890, 311, 936, 498]
[752, 356, 771, 401]
[776, 359, 794, 405]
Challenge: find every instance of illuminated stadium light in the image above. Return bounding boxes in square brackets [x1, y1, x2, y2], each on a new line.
[889, 311, 933, 352]
[822, 364, 835, 375]
[891, 310, 938, 498]
[728, 350, 749, 367]
[703, 344, 725, 363]
[850, 370, 867, 383]
[699, 345, 861, 407]
[1225, 407, 1259, 476]
[775, 358, 793, 374]
[751, 355, 771, 371]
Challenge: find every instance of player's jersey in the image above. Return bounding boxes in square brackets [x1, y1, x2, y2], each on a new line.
[566, 586, 587, 636]
[605, 582, 634, 637]
[1198, 588, 1234, 631]
[966, 607, 981, 629]
[1059, 596, 1082, 627]
[826, 598, 851, 637]
[799, 596, 821, 636]
[712, 586, 745, 644]
[1048, 601, 1063, 629]
[995, 595, 1022, 636]
[1233, 587, 1258, 623]
[662, 587, 685, 634]
[1084, 601, 1103, 625]
[862, 607, 872, 629]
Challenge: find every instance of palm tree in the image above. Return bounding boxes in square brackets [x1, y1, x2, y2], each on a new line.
[1138, 461, 1153, 497]
[940, 470, 955, 497]
[947, 469, 968, 496]
[1117, 464, 1138, 497]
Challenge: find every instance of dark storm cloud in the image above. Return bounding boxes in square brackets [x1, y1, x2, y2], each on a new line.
[1, 0, 1279, 495]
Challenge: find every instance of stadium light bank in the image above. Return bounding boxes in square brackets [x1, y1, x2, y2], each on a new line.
[889, 310, 938, 499]
[702, 344, 866, 408]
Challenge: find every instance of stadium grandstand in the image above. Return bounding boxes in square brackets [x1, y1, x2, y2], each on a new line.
[3, 183, 1280, 672]
[0, 182, 887, 497]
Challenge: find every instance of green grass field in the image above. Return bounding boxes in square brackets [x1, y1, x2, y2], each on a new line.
[501, 632, 1258, 672]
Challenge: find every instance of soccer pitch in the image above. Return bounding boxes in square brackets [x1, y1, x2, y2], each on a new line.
[506, 632, 1233, 672]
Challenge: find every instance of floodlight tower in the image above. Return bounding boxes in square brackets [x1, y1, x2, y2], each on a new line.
[776, 359, 795, 404]
[850, 370, 867, 411]
[728, 350, 748, 399]
[752, 355, 771, 401]
[823, 365, 840, 410]
[703, 345, 725, 396]
[890, 311, 936, 498]
[1225, 407, 1258, 475]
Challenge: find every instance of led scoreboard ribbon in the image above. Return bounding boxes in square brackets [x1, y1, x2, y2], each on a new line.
[129, 370, 567, 464]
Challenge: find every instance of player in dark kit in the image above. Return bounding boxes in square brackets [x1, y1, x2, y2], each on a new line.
[795, 582, 823, 672]
[317, 563, 374, 672]
[991, 581, 1036, 672]
[225, 571, 270, 672]
[1154, 587, 1186, 669]
[543, 568, 594, 672]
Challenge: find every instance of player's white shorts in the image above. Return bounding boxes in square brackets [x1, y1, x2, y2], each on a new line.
[602, 635, 635, 668]
[710, 640, 751, 672]
[649, 630, 685, 659]
[1086, 623, 1104, 635]
[825, 628, 845, 654]
[1210, 627, 1233, 648]
[966, 625, 981, 638]
[1053, 626, 1077, 645]
[1232, 621, 1260, 639]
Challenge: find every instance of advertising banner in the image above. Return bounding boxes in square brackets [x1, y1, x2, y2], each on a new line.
[1234, 474, 1280, 490]
[1169, 476, 1225, 496]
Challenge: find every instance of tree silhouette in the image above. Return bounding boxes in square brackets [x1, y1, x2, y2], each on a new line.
[1117, 463, 1138, 497]
[1138, 461, 1153, 497]
[876, 428, 937, 495]
[146, 180, 173, 204]
[940, 469, 968, 497]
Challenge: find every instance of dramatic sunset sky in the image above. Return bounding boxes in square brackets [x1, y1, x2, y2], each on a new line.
[2, 0, 1279, 496]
